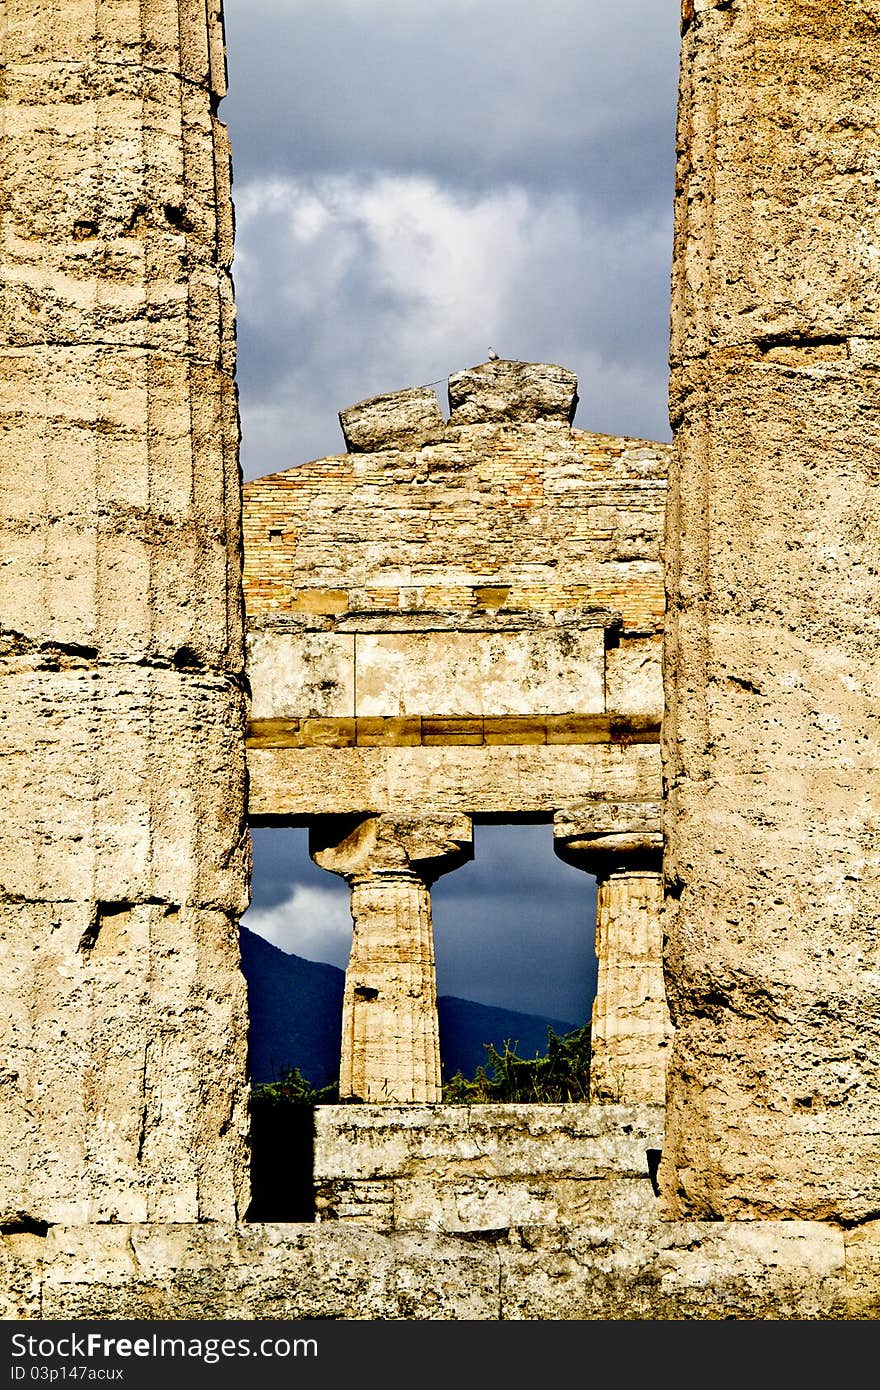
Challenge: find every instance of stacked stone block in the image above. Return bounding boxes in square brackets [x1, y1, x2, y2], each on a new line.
[243, 363, 669, 1107]
[662, 0, 880, 1221]
[0, 0, 249, 1225]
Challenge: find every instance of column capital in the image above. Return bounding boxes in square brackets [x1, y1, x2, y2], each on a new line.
[553, 801, 662, 876]
[310, 812, 473, 883]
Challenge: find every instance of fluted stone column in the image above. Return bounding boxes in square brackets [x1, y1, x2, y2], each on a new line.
[665, 0, 880, 1220]
[555, 805, 671, 1105]
[311, 815, 473, 1103]
[0, 3, 249, 1225]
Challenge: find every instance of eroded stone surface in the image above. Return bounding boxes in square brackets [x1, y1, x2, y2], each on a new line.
[339, 386, 445, 452]
[6, 0, 880, 1325]
[555, 806, 670, 1104]
[314, 1103, 663, 1230]
[447, 359, 578, 425]
[0, 1218, 864, 1321]
[662, 0, 880, 1221]
[311, 816, 473, 1102]
[0, 0, 250, 1224]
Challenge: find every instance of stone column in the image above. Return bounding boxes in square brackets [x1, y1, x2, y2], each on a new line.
[0, 3, 249, 1225]
[664, 0, 880, 1220]
[555, 805, 671, 1106]
[311, 815, 473, 1102]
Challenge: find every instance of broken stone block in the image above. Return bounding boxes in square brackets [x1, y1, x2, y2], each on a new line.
[447, 360, 578, 424]
[339, 386, 445, 452]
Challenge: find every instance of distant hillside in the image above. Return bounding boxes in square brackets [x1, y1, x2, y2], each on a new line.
[239, 926, 578, 1088]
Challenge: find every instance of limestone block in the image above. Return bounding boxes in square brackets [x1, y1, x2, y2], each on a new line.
[673, 2, 880, 357]
[605, 634, 663, 717]
[1, 664, 248, 911]
[0, 901, 249, 1225]
[247, 629, 356, 719]
[842, 1223, 880, 1319]
[387, 1176, 658, 1234]
[339, 386, 445, 452]
[447, 360, 578, 425]
[553, 801, 662, 857]
[0, 0, 227, 94]
[0, 1220, 868, 1320]
[314, 1104, 664, 1182]
[248, 740, 662, 819]
[37, 1224, 499, 1322]
[314, 1103, 664, 1232]
[0, 1223, 867, 1328]
[0, 351, 242, 665]
[354, 629, 605, 717]
[499, 1220, 848, 1321]
[0, 1233, 43, 1319]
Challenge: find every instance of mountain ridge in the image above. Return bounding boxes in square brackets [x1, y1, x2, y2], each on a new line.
[239, 926, 579, 1088]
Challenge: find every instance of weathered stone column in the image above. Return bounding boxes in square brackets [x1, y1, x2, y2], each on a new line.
[311, 815, 473, 1102]
[664, 0, 880, 1219]
[0, 3, 249, 1224]
[555, 805, 671, 1105]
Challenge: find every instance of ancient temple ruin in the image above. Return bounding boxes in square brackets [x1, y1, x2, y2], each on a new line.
[242, 361, 671, 1112]
[2, 0, 880, 1319]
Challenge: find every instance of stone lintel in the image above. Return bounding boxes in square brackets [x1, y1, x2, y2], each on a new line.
[553, 801, 662, 875]
[339, 387, 444, 453]
[447, 360, 578, 425]
[247, 713, 661, 750]
[310, 812, 474, 882]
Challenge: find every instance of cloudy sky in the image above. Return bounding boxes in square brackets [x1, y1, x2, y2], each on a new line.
[223, 0, 681, 1023]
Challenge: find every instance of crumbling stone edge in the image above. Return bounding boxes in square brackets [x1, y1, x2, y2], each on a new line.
[2, 1218, 878, 1320]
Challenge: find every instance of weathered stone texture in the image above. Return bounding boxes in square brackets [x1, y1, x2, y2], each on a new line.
[339, 386, 445, 453]
[2, 1216, 870, 1320]
[243, 419, 666, 632]
[247, 740, 661, 819]
[314, 1103, 664, 1232]
[0, 1, 249, 1224]
[311, 816, 473, 1103]
[241, 372, 670, 1116]
[555, 805, 671, 1105]
[662, 0, 880, 1220]
[447, 360, 578, 425]
[587, 871, 670, 1105]
[243, 403, 668, 822]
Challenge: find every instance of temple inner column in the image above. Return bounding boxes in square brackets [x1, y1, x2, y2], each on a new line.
[311, 814, 473, 1102]
[555, 804, 670, 1106]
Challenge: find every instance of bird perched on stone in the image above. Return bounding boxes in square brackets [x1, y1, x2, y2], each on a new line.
[487, 347, 499, 360]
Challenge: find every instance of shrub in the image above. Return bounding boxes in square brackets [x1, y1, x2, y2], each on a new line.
[442, 1023, 591, 1103]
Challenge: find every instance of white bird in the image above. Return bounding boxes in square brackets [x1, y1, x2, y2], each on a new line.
[487, 347, 499, 360]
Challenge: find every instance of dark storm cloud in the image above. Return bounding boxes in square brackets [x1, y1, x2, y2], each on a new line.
[431, 824, 597, 1024]
[221, 0, 679, 211]
[220, 2, 680, 472]
[245, 824, 597, 1024]
[232, 174, 674, 472]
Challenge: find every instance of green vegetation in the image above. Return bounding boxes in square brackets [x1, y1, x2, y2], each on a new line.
[441, 1024, 591, 1103]
[250, 1021, 591, 1117]
[251, 1066, 338, 1110]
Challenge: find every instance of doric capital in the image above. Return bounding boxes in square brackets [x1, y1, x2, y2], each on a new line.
[310, 812, 473, 883]
[553, 801, 662, 876]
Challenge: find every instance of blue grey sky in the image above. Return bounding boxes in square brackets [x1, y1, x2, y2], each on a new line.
[224, 0, 680, 1021]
